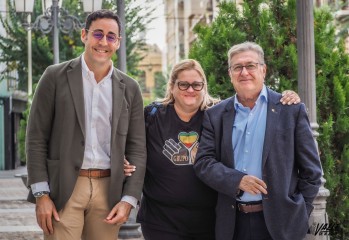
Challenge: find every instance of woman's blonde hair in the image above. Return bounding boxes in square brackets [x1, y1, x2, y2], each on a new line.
[159, 59, 220, 110]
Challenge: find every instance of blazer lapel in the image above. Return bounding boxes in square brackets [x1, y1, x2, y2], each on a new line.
[67, 57, 85, 138]
[222, 98, 236, 168]
[111, 69, 126, 144]
[262, 89, 281, 168]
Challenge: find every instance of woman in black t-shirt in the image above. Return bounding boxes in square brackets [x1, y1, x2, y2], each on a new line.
[137, 59, 220, 240]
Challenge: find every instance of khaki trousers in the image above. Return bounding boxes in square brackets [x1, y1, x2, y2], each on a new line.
[45, 176, 120, 240]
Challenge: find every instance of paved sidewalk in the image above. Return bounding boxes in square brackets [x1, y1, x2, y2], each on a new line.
[0, 166, 42, 240]
[0, 166, 144, 240]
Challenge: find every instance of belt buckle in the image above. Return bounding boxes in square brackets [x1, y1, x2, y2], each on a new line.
[88, 169, 92, 178]
[238, 203, 247, 213]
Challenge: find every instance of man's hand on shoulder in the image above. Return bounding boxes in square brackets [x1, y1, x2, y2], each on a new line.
[35, 195, 60, 235]
[104, 201, 132, 225]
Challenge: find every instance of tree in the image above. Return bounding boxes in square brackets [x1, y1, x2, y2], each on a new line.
[0, 0, 53, 91]
[189, 0, 349, 238]
[124, 0, 155, 77]
[153, 71, 167, 99]
[0, 0, 155, 90]
[314, 6, 349, 238]
[0, 0, 155, 162]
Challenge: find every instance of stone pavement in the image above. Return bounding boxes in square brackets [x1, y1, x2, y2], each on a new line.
[0, 166, 42, 240]
[0, 166, 144, 240]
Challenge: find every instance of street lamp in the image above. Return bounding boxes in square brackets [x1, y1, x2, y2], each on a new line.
[14, 0, 103, 65]
[13, 0, 35, 95]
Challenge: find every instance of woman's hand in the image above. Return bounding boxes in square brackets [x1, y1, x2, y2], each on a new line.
[124, 159, 136, 176]
[280, 90, 301, 105]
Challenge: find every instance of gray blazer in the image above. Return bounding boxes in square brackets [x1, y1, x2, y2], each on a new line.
[194, 88, 322, 240]
[26, 56, 146, 211]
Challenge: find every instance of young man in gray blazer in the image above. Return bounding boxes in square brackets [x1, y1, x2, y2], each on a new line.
[26, 10, 146, 240]
[194, 42, 322, 240]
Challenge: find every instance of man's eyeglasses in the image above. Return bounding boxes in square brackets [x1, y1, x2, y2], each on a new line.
[177, 81, 204, 91]
[86, 29, 121, 43]
[230, 62, 264, 73]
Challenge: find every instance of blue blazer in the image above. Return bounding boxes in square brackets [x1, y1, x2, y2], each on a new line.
[194, 88, 322, 240]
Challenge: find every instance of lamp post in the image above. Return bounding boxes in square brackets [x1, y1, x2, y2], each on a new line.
[117, 0, 127, 72]
[115, 2, 142, 238]
[27, 13, 32, 96]
[14, 0, 103, 65]
[13, 0, 34, 95]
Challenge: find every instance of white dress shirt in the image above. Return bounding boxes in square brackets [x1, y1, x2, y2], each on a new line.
[80, 53, 113, 170]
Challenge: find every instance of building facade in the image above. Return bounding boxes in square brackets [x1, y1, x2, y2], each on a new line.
[164, 0, 243, 68]
[137, 44, 163, 100]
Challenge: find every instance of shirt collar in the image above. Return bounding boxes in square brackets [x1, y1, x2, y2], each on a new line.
[81, 53, 114, 83]
[234, 84, 268, 110]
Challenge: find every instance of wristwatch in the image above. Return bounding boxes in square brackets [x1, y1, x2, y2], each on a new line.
[33, 191, 49, 198]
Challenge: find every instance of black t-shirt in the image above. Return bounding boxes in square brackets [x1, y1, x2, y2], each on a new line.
[137, 104, 217, 238]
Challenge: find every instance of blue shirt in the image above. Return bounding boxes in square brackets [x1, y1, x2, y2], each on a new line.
[233, 85, 268, 202]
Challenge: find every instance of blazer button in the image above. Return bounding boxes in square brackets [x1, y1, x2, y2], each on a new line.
[232, 205, 235, 209]
[81, 141, 85, 146]
[75, 167, 80, 171]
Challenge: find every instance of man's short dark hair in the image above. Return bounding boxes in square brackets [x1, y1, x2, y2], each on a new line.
[85, 9, 121, 36]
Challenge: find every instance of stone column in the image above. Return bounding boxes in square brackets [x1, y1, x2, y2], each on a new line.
[296, 1, 330, 239]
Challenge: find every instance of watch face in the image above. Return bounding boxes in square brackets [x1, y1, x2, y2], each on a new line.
[34, 192, 41, 197]
[34, 191, 48, 198]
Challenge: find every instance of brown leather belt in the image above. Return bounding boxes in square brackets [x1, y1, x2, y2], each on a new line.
[237, 202, 263, 213]
[79, 169, 111, 178]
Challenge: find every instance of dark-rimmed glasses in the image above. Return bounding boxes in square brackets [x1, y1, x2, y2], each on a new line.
[230, 62, 264, 74]
[177, 81, 204, 91]
[86, 29, 121, 43]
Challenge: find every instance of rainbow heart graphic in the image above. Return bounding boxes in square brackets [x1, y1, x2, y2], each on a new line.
[178, 131, 199, 148]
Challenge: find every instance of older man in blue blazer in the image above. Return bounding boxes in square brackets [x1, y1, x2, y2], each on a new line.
[194, 42, 322, 240]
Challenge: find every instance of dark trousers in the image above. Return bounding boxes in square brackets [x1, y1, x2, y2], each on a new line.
[233, 210, 273, 240]
[141, 224, 215, 240]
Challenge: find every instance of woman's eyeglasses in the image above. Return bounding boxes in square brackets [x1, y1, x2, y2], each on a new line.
[177, 81, 204, 91]
[86, 29, 121, 43]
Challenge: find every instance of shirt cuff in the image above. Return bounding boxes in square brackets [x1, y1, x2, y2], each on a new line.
[31, 181, 50, 194]
[236, 189, 244, 199]
[121, 195, 138, 208]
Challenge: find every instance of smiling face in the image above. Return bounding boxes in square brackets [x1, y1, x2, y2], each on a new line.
[81, 18, 120, 71]
[228, 50, 266, 101]
[171, 69, 205, 113]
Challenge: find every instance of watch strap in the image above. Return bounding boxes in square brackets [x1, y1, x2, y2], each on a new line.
[33, 191, 49, 198]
